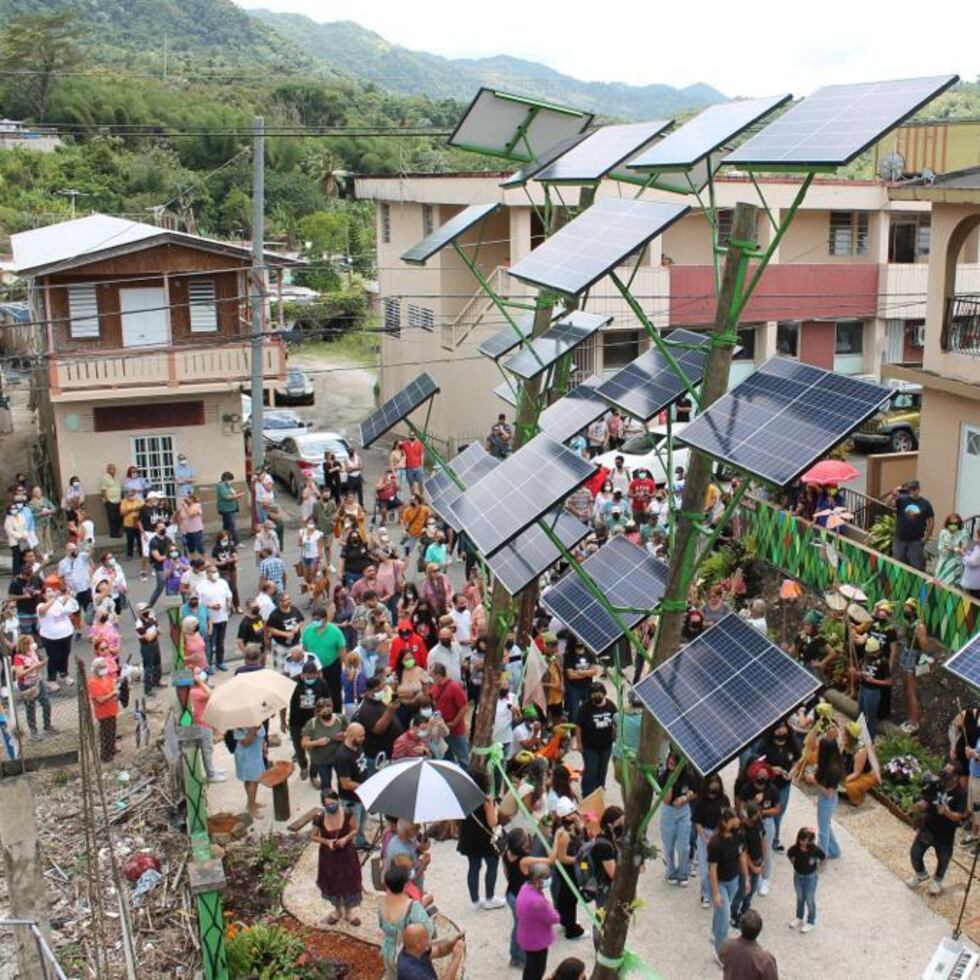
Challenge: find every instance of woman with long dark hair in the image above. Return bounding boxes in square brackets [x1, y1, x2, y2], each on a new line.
[457, 769, 506, 910]
[813, 736, 843, 859]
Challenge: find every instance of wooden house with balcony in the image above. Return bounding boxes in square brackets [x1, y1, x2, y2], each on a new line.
[11, 214, 296, 529]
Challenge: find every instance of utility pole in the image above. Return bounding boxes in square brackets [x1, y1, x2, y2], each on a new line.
[592, 202, 759, 980]
[250, 116, 266, 472]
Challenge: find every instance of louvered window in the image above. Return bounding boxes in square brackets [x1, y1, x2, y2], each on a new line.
[188, 279, 218, 332]
[67, 285, 99, 338]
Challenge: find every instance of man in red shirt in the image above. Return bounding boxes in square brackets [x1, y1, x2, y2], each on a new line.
[628, 467, 657, 519]
[391, 619, 428, 673]
[430, 662, 470, 767]
[401, 438, 426, 494]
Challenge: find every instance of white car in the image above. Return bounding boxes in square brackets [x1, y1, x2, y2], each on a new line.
[595, 424, 690, 486]
[265, 431, 351, 499]
[254, 409, 313, 446]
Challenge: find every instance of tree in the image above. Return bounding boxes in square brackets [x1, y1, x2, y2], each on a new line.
[0, 12, 83, 122]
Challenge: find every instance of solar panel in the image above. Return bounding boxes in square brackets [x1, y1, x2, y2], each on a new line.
[495, 380, 518, 407]
[448, 88, 593, 162]
[424, 442, 501, 532]
[508, 198, 690, 297]
[401, 203, 500, 265]
[943, 634, 980, 690]
[500, 132, 590, 188]
[534, 121, 672, 183]
[502, 312, 610, 380]
[359, 372, 439, 448]
[627, 96, 792, 171]
[634, 613, 821, 775]
[478, 315, 533, 360]
[485, 510, 591, 595]
[541, 536, 668, 654]
[451, 434, 596, 556]
[724, 75, 958, 169]
[596, 328, 710, 422]
[675, 358, 890, 486]
[537, 375, 608, 445]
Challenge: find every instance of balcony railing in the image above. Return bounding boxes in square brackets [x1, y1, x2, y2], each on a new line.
[942, 293, 980, 355]
[48, 338, 286, 396]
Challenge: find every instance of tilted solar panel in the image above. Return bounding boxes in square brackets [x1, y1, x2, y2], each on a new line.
[503, 312, 611, 380]
[359, 373, 440, 448]
[536, 375, 608, 445]
[401, 203, 500, 265]
[534, 120, 672, 183]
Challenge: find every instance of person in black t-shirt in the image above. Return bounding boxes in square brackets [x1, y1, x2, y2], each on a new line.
[334, 722, 369, 848]
[588, 806, 623, 911]
[731, 802, 765, 924]
[658, 750, 698, 885]
[353, 676, 403, 771]
[134, 602, 162, 695]
[693, 775, 731, 907]
[738, 763, 781, 895]
[856, 637, 892, 743]
[289, 660, 331, 780]
[787, 826, 826, 931]
[266, 594, 304, 670]
[576, 682, 616, 797]
[707, 808, 748, 958]
[237, 604, 266, 654]
[760, 722, 801, 851]
[563, 639, 599, 723]
[909, 763, 968, 896]
[8, 566, 44, 635]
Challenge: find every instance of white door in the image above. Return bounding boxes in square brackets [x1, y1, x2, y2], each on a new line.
[956, 424, 980, 519]
[884, 320, 904, 364]
[119, 287, 168, 348]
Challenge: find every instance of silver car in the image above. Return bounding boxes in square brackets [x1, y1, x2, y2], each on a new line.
[265, 431, 351, 499]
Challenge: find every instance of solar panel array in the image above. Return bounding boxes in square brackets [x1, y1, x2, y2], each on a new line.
[634, 613, 821, 775]
[508, 197, 690, 297]
[424, 442, 500, 532]
[500, 132, 590, 188]
[597, 328, 710, 422]
[943, 634, 980, 690]
[725, 75, 958, 168]
[448, 88, 593, 162]
[485, 510, 591, 595]
[536, 375, 608, 445]
[495, 380, 518, 407]
[534, 120, 672, 183]
[541, 536, 668, 654]
[359, 373, 440, 448]
[478, 314, 534, 360]
[401, 203, 500, 265]
[627, 95, 792, 171]
[451, 433, 596, 556]
[502, 312, 611, 380]
[675, 358, 890, 486]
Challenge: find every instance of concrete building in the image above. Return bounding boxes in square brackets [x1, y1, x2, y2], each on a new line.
[10, 214, 295, 530]
[355, 171, 980, 451]
[885, 167, 980, 522]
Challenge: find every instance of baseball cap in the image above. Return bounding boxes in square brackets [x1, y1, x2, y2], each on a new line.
[555, 797, 577, 819]
[541, 631, 558, 646]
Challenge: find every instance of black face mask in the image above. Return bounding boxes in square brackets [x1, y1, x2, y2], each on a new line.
[439, 639, 451, 648]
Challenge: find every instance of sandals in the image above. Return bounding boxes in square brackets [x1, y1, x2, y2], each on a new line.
[326, 912, 342, 925]
[345, 915, 361, 927]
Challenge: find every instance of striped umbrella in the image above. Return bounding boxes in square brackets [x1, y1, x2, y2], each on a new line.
[354, 758, 484, 822]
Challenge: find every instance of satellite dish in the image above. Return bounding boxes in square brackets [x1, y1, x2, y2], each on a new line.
[921, 167, 936, 184]
[877, 151, 905, 181]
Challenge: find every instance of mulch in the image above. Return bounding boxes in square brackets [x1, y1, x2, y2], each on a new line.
[277, 916, 383, 980]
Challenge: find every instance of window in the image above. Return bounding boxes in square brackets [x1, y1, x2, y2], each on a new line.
[829, 211, 869, 256]
[572, 333, 597, 377]
[131, 433, 176, 498]
[95, 401, 204, 432]
[67, 285, 99, 338]
[407, 304, 434, 332]
[422, 204, 435, 238]
[379, 203, 391, 244]
[716, 209, 733, 246]
[733, 326, 757, 361]
[602, 330, 640, 372]
[888, 213, 931, 262]
[188, 278, 218, 332]
[835, 320, 864, 354]
[776, 321, 799, 358]
[383, 297, 401, 334]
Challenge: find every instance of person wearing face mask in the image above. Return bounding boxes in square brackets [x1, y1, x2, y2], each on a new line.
[37, 586, 77, 688]
[427, 626, 463, 684]
[391, 619, 427, 676]
[211, 530, 241, 613]
[298, 518, 325, 591]
[760, 721, 801, 852]
[658, 749, 698, 886]
[575, 683, 617, 798]
[57, 542, 92, 618]
[312, 787, 362, 927]
[334, 722, 370, 848]
[4, 502, 29, 574]
[177, 493, 204, 559]
[133, 602, 162, 697]
[908, 762, 968, 897]
[708, 808, 749, 963]
[163, 547, 189, 597]
[13, 635, 54, 739]
[87, 655, 119, 762]
[353, 676, 403, 775]
[188, 668, 226, 782]
[90, 552, 128, 617]
[196, 564, 232, 671]
[302, 697, 347, 792]
[515, 862, 560, 980]
[302, 605, 347, 712]
[552, 798, 585, 939]
[694, 775, 731, 907]
[180, 615, 208, 673]
[393, 712, 434, 760]
[936, 512, 969, 586]
[289, 659, 331, 780]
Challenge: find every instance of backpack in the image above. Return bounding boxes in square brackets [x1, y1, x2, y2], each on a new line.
[574, 838, 601, 902]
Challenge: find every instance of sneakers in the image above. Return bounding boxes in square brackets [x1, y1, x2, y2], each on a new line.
[470, 900, 482, 910]
[666, 876, 679, 886]
[300, 766, 309, 781]
[482, 896, 506, 910]
[900, 720, 919, 734]
[773, 842, 785, 853]
[906, 872, 929, 889]
[268, 734, 282, 747]
[59, 675, 74, 687]
[43, 725, 58, 734]
[700, 896, 711, 909]
[46, 681, 60, 694]
[208, 772, 228, 783]
[678, 877, 689, 888]
[216, 664, 228, 672]
[788, 918, 801, 929]
[758, 879, 771, 897]
[29, 731, 43, 742]
[714, 953, 723, 969]
[929, 878, 944, 896]
[564, 925, 585, 939]
[801, 922, 814, 934]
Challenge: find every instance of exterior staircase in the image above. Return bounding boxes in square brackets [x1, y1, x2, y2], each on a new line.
[440, 265, 508, 350]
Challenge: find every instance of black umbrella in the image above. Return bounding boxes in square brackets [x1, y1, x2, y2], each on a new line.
[355, 758, 484, 821]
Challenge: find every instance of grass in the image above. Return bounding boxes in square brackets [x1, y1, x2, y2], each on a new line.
[295, 326, 380, 367]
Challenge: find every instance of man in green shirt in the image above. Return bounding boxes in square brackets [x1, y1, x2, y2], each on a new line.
[101, 463, 122, 538]
[302, 606, 347, 711]
[216, 470, 243, 547]
[301, 697, 347, 791]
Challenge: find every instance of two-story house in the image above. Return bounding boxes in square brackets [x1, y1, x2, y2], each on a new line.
[11, 214, 295, 530]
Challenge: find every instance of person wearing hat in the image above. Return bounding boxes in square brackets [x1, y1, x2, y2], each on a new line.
[289, 658, 330, 780]
[886, 479, 935, 572]
[510, 704, 544, 758]
[134, 602, 162, 697]
[576, 682, 617, 798]
[515, 861, 561, 980]
[391, 619, 427, 676]
[862, 600, 899, 724]
[794, 610, 837, 678]
[538, 632, 564, 722]
[857, 636, 891, 743]
[552, 797, 585, 939]
[120, 486, 144, 561]
[899, 597, 929, 735]
[841, 720, 879, 806]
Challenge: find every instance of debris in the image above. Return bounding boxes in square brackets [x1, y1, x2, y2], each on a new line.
[132, 869, 163, 907]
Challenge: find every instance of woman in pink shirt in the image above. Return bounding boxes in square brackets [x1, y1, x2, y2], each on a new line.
[515, 863, 560, 980]
[89, 610, 122, 672]
[177, 494, 205, 559]
[181, 616, 208, 672]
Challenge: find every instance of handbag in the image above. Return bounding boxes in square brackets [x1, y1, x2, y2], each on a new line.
[471, 808, 506, 856]
[19, 682, 40, 702]
[370, 855, 384, 891]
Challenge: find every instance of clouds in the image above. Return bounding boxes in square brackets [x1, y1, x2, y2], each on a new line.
[238, 0, 976, 97]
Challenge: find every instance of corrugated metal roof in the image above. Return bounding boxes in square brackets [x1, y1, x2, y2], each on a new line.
[0, 302, 30, 323]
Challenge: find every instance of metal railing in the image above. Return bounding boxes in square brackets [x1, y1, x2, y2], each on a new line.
[942, 293, 980, 355]
[838, 486, 894, 532]
[964, 514, 980, 540]
[440, 266, 508, 350]
[0, 919, 69, 979]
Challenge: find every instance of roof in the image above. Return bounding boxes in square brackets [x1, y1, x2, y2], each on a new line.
[10, 214, 299, 277]
[889, 166, 980, 203]
[0, 302, 30, 323]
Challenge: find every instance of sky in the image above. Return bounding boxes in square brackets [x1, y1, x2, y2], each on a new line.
[238, 1, 978, 97]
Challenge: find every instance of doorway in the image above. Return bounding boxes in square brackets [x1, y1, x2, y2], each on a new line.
[120, 287, 168, 347]
[956, 424, 980, 520]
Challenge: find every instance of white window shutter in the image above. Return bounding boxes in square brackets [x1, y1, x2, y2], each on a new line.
[188, 279, 218, 332]
[67, 285, 99, 338]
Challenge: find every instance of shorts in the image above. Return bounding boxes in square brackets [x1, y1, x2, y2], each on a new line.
[900, 644, 919, 674]
[405, 467, 424, 487]
[969, 776, 980, 821]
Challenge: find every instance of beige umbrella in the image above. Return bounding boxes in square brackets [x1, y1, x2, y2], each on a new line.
[200, 669, 296, 731]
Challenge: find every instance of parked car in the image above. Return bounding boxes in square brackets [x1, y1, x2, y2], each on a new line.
[852, 381, 921, 453]
[245, 409, 312, 446]
[274, 368, 315, 406]
[265, 431, 351, 499]
[595, 424, 690, 486]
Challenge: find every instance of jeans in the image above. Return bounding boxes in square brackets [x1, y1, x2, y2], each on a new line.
[773, 782, 791, 846]
[761, 816, 776, 880]
[793, 870, 818, 924]
[696, 834, 711, 901]
[209, 622, 227, 667]
[564, 686, 587, 725]
[446, 733, 470, 769]
[290, 726, 309, 771]
[22, 682, 52, 733]
[147, 567, 167, 608]
[220, 510, 239, 546]
[140, 641, 162, 694]
[184, 530, 204, 555]
[712, 876, 740, 952]
[106, 501, 122, 537]
[582, 745, 612, 797]
[522, 948, 548, 980]
[911, 828, 954, 881]
[732, 871, 759, 920]
[315, 763, 335, 793]
[465, 853, 499, 903]
[660, 802, 691, 881]
[41, 635, 71, 680]
[857, 685, 882, 742]
[345, 799, 368, 847]
[506, 890, 525, 964]
[125, 526, 141, 558]
[816, 789, 841, 859]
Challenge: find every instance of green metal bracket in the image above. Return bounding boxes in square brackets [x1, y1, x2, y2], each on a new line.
[504, 106, 541, 158]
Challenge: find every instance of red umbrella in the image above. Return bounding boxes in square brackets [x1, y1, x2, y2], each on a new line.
[800, 459, 860, 486]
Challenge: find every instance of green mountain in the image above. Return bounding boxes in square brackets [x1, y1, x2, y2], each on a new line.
[248, 11, 727, 119]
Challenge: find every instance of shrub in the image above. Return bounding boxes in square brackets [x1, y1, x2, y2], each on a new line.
[876, 731, 944, 816]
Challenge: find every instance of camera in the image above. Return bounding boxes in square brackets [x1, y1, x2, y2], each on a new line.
[920, 771, 941, 803]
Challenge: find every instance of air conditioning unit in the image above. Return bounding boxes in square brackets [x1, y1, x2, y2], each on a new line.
[912, 324, 926, 347]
